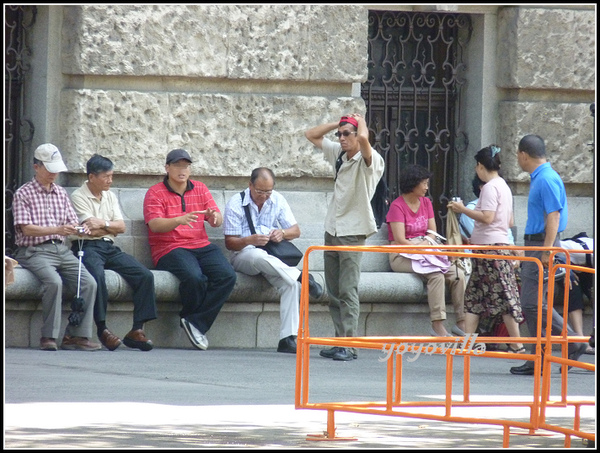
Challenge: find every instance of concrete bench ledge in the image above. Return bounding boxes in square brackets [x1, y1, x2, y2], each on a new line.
[6, 266, 426, 304]
[5, 265, 429, 349]
[5, 188, 439, 349]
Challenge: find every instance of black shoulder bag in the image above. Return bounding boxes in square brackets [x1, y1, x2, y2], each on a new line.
[240, 191, 303, 267]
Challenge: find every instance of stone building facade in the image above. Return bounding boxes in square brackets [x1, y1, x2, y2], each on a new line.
[6, 4, 596, 249]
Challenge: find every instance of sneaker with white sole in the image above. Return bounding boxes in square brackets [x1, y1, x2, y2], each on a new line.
[180, 318, 209, 350]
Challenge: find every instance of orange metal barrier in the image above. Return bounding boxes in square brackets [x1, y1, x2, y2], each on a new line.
[295, 244, 595, 447]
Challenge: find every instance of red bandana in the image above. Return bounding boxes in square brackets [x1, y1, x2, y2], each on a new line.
[339, 116, 358, 128]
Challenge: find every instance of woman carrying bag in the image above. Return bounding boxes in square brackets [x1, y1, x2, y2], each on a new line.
[448, 145, 525, 354]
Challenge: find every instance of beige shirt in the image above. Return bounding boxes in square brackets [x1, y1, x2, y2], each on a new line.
[70, 181, 123, 241]
[321, 138, 385, 237]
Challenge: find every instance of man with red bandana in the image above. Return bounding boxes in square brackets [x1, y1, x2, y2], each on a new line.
[305, 114, 385, 361]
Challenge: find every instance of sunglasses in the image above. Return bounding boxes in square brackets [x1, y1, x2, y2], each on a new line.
[335, 131, 357, 138]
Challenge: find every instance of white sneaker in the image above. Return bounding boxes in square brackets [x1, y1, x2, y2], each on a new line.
[180, 318, 209, 350]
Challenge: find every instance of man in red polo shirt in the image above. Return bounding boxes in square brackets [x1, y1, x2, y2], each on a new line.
[143, 149, 237, 350]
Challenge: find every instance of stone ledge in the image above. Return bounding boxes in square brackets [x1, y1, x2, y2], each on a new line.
[5, 266, 428, 349]
[6, 266, 425, 304]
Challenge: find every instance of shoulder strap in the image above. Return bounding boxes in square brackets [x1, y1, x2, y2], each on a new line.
[240, 190, 257, 235]
[334, 151, 346, 181]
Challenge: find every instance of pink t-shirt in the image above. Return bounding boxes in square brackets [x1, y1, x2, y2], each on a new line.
[470, 176, 513, 245]
[386, 196, 434, 241]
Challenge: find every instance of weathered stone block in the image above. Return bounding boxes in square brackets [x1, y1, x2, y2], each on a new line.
[498, 7, 595, 90]
[60, 89, 364, 177]
[498, 101, 594, 184]
[61, 5, 368, 81]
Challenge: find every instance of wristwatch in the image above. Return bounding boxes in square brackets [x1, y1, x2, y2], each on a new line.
[104, 220, 110, 230]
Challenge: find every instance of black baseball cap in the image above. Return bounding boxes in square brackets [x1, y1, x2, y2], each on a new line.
[166, 148, 193, 164]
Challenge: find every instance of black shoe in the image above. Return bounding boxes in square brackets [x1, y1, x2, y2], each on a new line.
[569, 342, 587, 362]
[510, 362, 535, 375]
[562, 343, 588, 371]
[332, 347, 357, 361]
[298, 272, 324, 299]
[277, 335, 296, 354]
[319, 347, 341, 358]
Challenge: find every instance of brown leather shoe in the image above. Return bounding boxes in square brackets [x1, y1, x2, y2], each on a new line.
[40, 337, 57, 351]
[123, 329, 153, 351]
[61, 335, 101, 351]
[99, 329, 122, 351]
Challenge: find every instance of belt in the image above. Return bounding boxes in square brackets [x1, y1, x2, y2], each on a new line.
[524, 232, 563, 242]
[83, 237, 114, 243]
[524, 232, 545, 241]
[41, 239, 62, 245]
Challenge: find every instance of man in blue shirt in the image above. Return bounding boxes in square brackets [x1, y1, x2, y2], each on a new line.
[510, 135, 586, 375]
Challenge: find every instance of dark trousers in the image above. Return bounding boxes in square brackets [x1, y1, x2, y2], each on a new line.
[76, 240, 157, 328]
[156, 244, 237, 334]
[521, 239, 578, 358]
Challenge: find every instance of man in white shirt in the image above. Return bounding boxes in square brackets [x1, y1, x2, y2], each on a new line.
[223, 167, 322, 354]
[305, 113, 385, 361]
[71, 154, 157, 351]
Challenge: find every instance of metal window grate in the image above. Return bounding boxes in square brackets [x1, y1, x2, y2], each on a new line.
[4, 5, 36, 256]
[361, 10, 472, 233]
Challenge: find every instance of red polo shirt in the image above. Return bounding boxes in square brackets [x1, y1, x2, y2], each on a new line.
[143, 178, 220, 266]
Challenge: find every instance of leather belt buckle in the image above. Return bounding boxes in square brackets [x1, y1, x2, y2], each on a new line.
[42, 239, 61, 245]
[524, 232, 545, 241]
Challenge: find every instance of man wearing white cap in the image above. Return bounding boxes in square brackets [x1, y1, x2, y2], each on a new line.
[12, 143, 101, 351]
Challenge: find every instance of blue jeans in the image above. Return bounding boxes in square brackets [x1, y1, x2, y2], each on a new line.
[157, 244, 237, 334]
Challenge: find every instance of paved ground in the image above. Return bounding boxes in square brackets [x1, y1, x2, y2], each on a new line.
[3, 345, 596, 449]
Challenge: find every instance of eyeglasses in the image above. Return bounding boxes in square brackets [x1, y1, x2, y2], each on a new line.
[335, 131, 357, 138]
[253, 188, 273, 196]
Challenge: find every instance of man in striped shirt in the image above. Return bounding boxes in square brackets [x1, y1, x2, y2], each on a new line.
[143, 149, 237, 351]
[223, 168, 323, 354]
[12, 143, 101, 351]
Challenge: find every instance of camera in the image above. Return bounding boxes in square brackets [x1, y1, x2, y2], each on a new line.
[451, 197, 462, 203]
[76, 226, 85, 234]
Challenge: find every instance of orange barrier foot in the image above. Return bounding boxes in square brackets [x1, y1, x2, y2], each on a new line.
[306, 432, 358, 442]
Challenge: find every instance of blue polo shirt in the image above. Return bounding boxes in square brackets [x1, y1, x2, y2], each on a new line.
[525, 162, 568, 235]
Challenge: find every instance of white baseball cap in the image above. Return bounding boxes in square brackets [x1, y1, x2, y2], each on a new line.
[34, 143, 68, 173]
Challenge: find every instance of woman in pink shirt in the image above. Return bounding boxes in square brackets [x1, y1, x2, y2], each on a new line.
[448, 146, 525, 353]
[387, 164, 466, 337]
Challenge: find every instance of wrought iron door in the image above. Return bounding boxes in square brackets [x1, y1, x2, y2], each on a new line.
[362, 10, 472, 233]
[4, 5, 36, 256]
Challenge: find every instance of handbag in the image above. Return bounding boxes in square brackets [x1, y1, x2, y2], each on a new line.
[240, 191, 303, 267]
[446, 210, 472, 277]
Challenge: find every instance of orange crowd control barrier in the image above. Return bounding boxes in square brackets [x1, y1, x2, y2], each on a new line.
[295, 244, 595, 447]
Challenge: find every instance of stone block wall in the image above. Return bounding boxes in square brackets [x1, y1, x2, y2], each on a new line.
[20, 4, 595, 240]
[497, 6, 595, 186]
[57, 5, 369, 179]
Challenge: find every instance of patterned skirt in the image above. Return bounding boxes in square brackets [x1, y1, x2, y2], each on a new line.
[464, 246, 523, 323]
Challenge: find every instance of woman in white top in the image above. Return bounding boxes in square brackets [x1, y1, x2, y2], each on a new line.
[448, 145, 525, 353]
